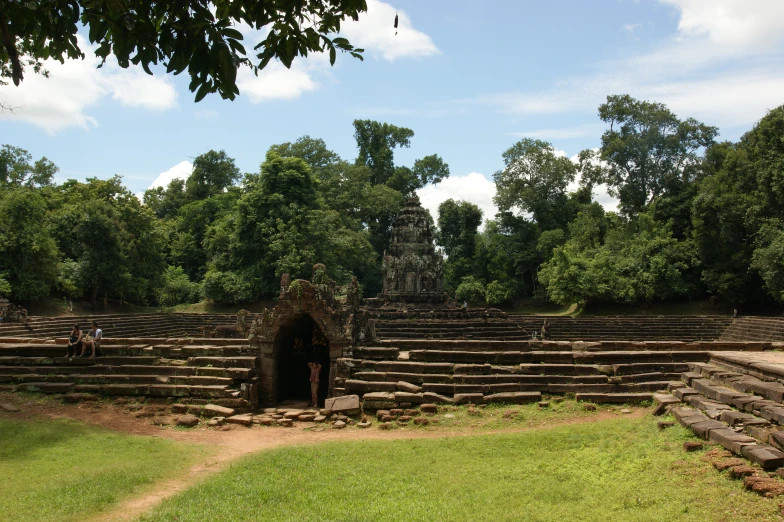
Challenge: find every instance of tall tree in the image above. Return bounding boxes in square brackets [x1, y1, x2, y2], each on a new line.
[494, 138, 577, 231]
[0, 144, 57, 188]
[2, 0, 366, 100]
[583, 94, 717, 216]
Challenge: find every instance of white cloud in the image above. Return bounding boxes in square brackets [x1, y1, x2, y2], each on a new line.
[661, 0, 784, 49]
[472, 1, 784, 133]
[236, 60, 319, 103]
[149, 160, 193, 190]
[0, 36, 177, 133]
[512, 123, 607, 140]
[418, 172, 498, 227]
[340, 0, 439, 61]
[623, 23, 642, 33]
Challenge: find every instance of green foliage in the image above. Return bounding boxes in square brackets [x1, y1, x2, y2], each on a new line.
[2, 0, 366, 100]
[158, 266, 202, 306]
[203, 269, 257, 304]
[0, 188, 59, 301]
[0, 145, 57, 188]
[539, 210, 698, 305]
[455, 276, 486, 303]
[584, 94, 717, 216]
[485, 279, 515, 305]
[494, 138, 577, 231]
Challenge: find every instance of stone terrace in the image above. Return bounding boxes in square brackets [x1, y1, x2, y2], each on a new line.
[719, 316, 784, 342]
[0, 313, 237, 339]
[375, 315, 735, 341]
[0, 337, 259, 408]
[335, 338, 781, 409]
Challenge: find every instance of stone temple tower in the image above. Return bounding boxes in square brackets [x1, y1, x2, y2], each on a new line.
[378, 195, 449, 305]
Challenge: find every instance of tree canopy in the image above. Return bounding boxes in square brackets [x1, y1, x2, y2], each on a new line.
[1, 0, 367, 100]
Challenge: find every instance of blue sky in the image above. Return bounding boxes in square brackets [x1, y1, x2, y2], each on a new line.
[3, 0, 784, 222]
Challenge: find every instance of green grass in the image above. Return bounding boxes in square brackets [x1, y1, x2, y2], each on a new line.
[0, 418, 206, 522]
[141, 416, 778, 522]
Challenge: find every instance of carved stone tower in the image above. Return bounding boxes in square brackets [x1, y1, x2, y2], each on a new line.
[379, 195, 448, 305]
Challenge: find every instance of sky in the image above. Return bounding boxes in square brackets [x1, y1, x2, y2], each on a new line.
[3, 0, 784, 224]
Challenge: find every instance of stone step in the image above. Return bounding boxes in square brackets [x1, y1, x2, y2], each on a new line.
[10, 382, 235, 398]
[0, 373, 233, 386]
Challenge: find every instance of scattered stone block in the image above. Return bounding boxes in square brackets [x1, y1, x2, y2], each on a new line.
[226, 414, 253, 427]
[284, 411, 302, 420]
[176, 414, 199, 427]
[263, 407, 277, 414]
[730, 466, 759, 479]
[713, 458, 747, 471]
[332, 420, 346, 429]
[208, 417, 225, 427]
[0, 403, 20, 412]
[298, 414, 316, 422]
[742, 445, 784, 470]
[313, 415, 327, 423]
[171, 404, 188, 414]
[484, 392, 541, 404]
[358, 421, 372, 429]
[260, 418, 275, 426]
[620, 408, 632, 414]
[657, 421, 675, 430]
[389, 409, 403, 417]
[683, 441, 703, 452]
[538, 401, 550, 408]
[378, 422, 392, 430]
[413, 417, 429, 426]
[709, 428, 758, 454]
[404, 408, 418, 416]
[420, 404, 438, 414]
[376, 410, 390, 420]
[325, 395, 360, 414]
[398, 415, 412, 423]
[276, 418, 293, 427]
[204, 404, 235, 417]
[381, 415, 393, 422]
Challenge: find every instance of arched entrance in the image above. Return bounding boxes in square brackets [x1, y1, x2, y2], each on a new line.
[274, 314, 331, 406]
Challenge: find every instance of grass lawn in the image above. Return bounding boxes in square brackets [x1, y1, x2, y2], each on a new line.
[141, 416, 778, 522]
[0, 418, 206, 522]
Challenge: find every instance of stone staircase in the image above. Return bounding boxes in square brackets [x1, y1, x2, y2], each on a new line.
[335, 339, 776, 408]
[0, 337, 259, 404]
[0, 313, 237, 339]
[654, 352, 784, 471]
[719, 316, 784, 342]
[376, 315, 735, 341]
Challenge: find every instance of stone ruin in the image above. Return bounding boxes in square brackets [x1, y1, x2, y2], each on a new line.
[372, 195, 450, 307]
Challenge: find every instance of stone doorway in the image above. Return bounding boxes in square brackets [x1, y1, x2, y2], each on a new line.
[274, 314, 331, 406]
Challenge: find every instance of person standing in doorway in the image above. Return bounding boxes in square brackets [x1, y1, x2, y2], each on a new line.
[308, 361, 321, 408]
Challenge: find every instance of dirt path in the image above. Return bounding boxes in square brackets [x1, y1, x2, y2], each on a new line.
[0, 393, 647, 521]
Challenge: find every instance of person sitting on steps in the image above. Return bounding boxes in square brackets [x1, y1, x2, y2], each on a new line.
[308, 361, 322, 408]
[65, 324, 83, 358]
[80, 320, 103, 358]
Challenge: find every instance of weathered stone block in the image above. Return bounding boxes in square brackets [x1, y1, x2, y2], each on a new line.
[394, 391, 424, 404]
[176, 414, 199, 427]
[454, 393, 483, 405]
[690, 419, 726, 439]
[741, 445, 784, 470]
[325, 394, 360, 414]
[709, 428, 758, 454]
[396, 381, 422, 394]
[226, 414, 253, 426]
[204, 404, 236, 417]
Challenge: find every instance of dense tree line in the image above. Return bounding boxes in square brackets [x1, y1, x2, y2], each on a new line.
[2, 97, 783, 310]
[441, 96, 784, 310]
[0, 120, 447, 306]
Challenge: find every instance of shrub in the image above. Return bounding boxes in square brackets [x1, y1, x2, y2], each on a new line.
[455, 276, 486, 303]
[158, 266, 202, 306]
[485, 280, 514, 306]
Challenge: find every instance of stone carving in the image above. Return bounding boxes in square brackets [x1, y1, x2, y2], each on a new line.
[379, 195, 448, 305]
[0, 303, 27, 324]
[541, 320, 551, 340]
[280, 273, 291, 290]
[236, 309, 251, 338]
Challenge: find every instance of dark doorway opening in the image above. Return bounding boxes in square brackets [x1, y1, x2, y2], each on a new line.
[275, 314, 330, 406]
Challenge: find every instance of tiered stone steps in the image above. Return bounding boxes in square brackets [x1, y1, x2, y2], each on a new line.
[0, 313, 237, 339]
[654, 354, 784, 470]
[720, 316, 784, 342]
[376, 316, 735, 341]
[0, 338, 259, 401]
[337, 340, 774, 406]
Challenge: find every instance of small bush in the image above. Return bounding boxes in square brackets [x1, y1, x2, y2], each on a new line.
[455, 276, 486, 303]
[203, 269, 256, 304]
[158, 266, 202, 306]
[485, 280, 514, 306]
